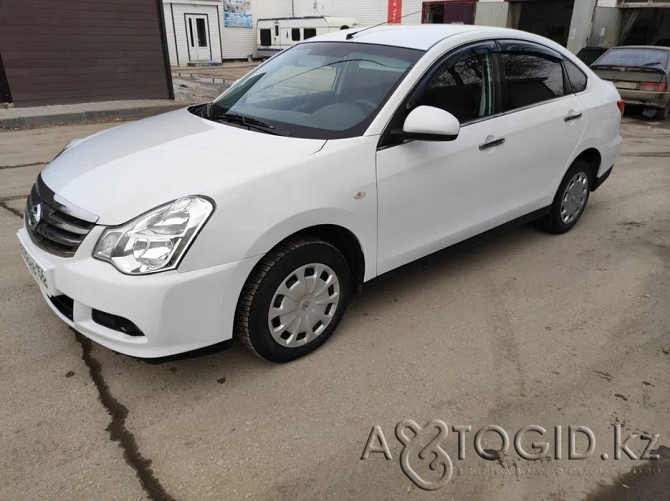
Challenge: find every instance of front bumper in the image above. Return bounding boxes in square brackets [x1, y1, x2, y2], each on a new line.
[617, 89, 670, 109]
[17, 227, 261, 358]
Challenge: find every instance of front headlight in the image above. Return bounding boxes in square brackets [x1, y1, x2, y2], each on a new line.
[93, 196, 214, 275]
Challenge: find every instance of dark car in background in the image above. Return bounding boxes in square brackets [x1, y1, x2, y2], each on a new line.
[577, 46, 608, 66]
[591, 46, 670, 119]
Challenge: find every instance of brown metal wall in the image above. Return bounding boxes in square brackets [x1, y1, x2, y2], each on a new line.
[0, 0, 172, 107]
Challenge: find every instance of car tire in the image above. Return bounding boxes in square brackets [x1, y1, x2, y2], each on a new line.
[235, 236, 351, 362]
[656, 103, 670, 120]
[538, 159, 592, 234]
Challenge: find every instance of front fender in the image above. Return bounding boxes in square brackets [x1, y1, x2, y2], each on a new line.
[179, 136, 379, 280]
[242, 208, 375, 280]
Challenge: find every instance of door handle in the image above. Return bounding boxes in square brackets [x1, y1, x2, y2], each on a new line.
[479, 137, 505, 150]
[564, 112, 583, 122]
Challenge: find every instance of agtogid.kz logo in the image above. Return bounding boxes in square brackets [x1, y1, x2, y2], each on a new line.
[361, 420, 661, 491]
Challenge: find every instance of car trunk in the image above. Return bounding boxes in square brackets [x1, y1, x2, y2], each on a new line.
[591, 66, 667, 91]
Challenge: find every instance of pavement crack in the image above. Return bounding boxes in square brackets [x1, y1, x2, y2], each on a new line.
[0, 200, 23, 218]
[0, 161, 45, 170]
[72, 330, 175, 501]
[0, 194, 28, 202]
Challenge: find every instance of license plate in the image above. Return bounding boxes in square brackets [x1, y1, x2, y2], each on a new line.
[614, 81, 637, 90]
[19, 240, 54, 294]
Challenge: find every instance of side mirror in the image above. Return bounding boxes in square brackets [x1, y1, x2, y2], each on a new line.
[396, 106, 460, 142]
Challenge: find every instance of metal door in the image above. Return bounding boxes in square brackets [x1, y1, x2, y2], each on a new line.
[185, 14, 211, 62]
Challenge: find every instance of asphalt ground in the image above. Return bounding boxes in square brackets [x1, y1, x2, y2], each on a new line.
[1, 115, 669, 500]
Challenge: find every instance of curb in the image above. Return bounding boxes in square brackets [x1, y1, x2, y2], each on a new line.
[0, 103, 185, 129]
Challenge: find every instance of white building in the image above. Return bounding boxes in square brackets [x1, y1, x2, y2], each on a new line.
[162, 0, 292, 65]
[163, 0, 223, 66]
[162, 0, 670, 65]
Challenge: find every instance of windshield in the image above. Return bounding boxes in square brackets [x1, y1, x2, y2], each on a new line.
[207, 42, 423, 139]
[593, 48, 669, 69]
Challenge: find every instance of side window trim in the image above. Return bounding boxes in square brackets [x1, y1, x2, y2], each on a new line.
[499, 93, 575, 117]
[378, 40, 500, 150]
[497, 39, 564, 63]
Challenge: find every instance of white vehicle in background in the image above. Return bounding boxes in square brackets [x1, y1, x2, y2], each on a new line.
[257, 16, 359, 58]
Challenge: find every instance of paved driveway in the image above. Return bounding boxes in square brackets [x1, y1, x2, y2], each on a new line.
[1, 117, 668, 500]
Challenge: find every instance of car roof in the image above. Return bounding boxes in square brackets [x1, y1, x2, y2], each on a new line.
[607, 45, 670, 51]
[307, 24, 537, 51]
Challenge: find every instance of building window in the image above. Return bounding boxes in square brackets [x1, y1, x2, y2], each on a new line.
[195, 18, 207, 47]
[425, 4, 444, 24]
[422, 2, 476, 25]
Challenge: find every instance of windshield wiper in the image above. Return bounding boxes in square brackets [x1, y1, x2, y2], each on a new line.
[209, 112, 290, 136]
[218, 113, 273, 129]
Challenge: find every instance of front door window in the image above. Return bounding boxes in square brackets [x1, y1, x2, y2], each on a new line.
[414, 46, 496, 123]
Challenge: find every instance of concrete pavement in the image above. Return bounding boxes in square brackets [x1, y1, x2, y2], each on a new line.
[0, 100, 183, 130]
[0, 116, 669, 500]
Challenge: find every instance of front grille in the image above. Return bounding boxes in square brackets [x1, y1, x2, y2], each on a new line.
[25, 175, 97, 257]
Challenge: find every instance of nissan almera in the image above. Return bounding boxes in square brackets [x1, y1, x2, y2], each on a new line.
[18, 25, 623, 362]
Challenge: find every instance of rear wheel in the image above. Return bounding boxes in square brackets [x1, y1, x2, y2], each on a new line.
[538, 159, 592, 234]
[235, 236, 351, 362]
[655, 103, 670, 120]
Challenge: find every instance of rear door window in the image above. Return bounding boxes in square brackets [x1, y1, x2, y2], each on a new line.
[500, 42, 566, 111]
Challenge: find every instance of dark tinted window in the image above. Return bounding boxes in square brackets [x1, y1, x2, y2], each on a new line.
[291, 28, 301, 41]
[260, 29, 271, 46]
[502, 51, 565, 110]
[576, 47, 607, 66]
[304, 28, 317, 39]
[564, 59, 588, 93]
[414, 46, 496, 123]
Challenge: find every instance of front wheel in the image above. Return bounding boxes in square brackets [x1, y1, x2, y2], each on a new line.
[538, 159, 592, 234]
[235, 236, 351, 362]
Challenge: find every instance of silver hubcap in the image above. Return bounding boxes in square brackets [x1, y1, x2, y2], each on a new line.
[268, 264, 340, 348]
[560, 172, 589, 224]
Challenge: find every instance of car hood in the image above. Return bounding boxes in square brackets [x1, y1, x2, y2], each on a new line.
[41, 108, 326, 224]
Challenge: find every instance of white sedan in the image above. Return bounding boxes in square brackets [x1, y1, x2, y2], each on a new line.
[18, 25, 623, 362]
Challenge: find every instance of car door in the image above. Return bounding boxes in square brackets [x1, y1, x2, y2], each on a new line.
[495, 40, 587, 213]
[376, 41, 512, 275]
